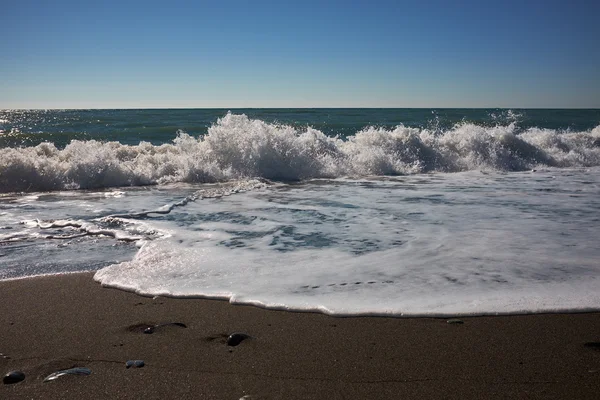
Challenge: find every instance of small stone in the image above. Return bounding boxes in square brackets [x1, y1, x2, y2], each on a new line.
[43, 367, 91, 382]
[3, 371, 25, 384]
[126, 360, 145, 368]
[143, 322, 186, 334]
[446, 319, 464, 324]
[227, 332, 251, 347]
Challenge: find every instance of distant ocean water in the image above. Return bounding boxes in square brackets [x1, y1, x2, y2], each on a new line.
[1, 108, 600, 316]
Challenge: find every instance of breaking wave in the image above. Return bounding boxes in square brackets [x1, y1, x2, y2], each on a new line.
[1, 113, 599, 192]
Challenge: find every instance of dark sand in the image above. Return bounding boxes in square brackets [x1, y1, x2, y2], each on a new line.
[1, 273, 599, 399]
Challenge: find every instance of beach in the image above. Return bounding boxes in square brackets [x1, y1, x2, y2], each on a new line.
[1, 272, 599, 399]
[3, 0, 600, 395]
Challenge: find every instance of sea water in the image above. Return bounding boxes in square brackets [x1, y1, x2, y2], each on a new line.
[1, 109, 599, 316]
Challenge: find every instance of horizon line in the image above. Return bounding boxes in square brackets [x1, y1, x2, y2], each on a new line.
[3, 106, 600, 111]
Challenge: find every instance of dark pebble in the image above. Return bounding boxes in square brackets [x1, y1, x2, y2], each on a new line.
[227, 332, 251, 346]
[126, 360, 145, 368]
[3, 370, 25, 384]
[144, 322, 187, 334]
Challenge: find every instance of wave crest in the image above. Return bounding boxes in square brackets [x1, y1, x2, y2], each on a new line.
[1, 113, 599, 192]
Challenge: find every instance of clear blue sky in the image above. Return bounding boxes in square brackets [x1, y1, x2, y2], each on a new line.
[2, 0, 599, 108]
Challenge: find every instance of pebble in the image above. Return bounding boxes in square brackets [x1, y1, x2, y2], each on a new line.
[143, 322, 187, 334]
[43, 367, 91, 382]
[3, 370, 25, 384]
[446, 318, 464, 324]
[227, 332, 251, 346]
[126, 360, 145, 368]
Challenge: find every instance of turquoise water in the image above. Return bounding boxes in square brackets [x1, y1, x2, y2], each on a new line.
[2, 108, 599, 148]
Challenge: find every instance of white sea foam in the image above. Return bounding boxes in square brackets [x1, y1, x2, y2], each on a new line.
[3, 113, 600, 316]
[94, 168, 600, 316]
[0, 188, 181, 279]
[1, 113, 599, 193]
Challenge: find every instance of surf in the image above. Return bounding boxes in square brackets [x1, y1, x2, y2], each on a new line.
[1, 112, 599, 193]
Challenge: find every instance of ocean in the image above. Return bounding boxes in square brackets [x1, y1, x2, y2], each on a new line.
[1, 108, 599, 316]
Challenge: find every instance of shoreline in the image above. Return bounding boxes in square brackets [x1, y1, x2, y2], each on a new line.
[1, 272, 599, 399]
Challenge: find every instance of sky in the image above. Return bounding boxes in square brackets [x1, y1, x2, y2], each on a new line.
[1, 0, 599, 109]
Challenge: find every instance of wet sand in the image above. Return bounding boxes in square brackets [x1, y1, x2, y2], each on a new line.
[1, 272, 599, 399]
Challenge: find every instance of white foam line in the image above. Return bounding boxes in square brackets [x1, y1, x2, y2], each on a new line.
[103, 179, 272, 220]
[25, 218, 144, 243]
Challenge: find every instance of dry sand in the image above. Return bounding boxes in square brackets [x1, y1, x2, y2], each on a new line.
[1, 272, 599, 399]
